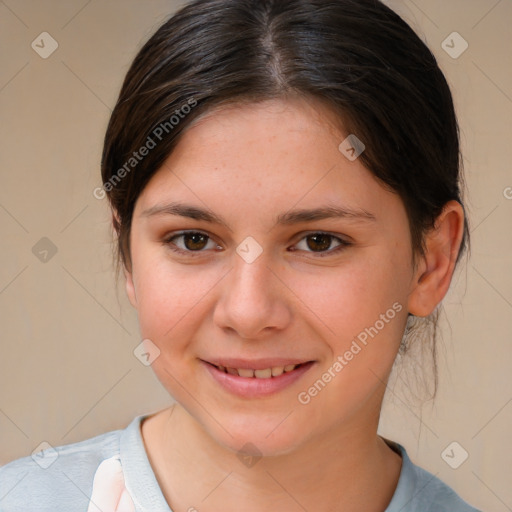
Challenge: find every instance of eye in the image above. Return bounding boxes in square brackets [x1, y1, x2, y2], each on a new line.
[292, 232, 350, 257]
[163, 231, 221, 256]
[163, 231, 350, 258]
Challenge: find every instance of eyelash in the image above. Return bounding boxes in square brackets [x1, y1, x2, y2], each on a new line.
[162, 230, 351, 258]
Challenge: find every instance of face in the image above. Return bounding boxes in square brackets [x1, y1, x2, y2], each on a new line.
[125, 96, 420, 456]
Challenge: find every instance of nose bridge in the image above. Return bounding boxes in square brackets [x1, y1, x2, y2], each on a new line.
[230, 248, 276, 305]
[214, 247, 290, 337]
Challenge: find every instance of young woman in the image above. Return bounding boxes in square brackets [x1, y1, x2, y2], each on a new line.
[0, 0, 482, 510]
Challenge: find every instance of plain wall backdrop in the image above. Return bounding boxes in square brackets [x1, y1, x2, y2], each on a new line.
[0, 1, 511, 510]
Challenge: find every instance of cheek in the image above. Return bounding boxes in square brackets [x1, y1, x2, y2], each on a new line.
[293, 258, 408, 421]
[292, 250, 409, 408]
[134, 257, 221, 361]
[137, 272, 191, 331]
[289, 248, 410, 345]
[134, 267, 203, 396]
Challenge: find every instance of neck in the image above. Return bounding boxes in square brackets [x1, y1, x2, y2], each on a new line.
[142, 404, 402, 512]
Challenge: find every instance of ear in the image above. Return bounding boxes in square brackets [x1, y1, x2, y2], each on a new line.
[112, 208, 138, 309]
[407, 200, 465, 317]
[124, 266, 138, 309]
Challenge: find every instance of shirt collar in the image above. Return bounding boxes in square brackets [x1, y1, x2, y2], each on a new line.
[120, 414, 173, 512]
[120, 415, 417, 512]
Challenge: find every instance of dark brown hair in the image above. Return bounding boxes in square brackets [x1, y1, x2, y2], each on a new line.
[101, 0, 470, 399]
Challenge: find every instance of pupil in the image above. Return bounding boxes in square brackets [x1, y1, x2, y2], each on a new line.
[308, 234, 330, 252]
[185, 233, 207, 250]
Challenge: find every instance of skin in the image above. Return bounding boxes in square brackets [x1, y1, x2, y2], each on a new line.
[122, 96, 465, 512]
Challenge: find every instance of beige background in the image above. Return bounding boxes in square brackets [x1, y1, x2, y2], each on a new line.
[0, 0, 511, 510]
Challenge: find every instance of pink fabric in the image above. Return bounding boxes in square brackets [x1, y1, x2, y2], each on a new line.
[86, 456, 135, 512]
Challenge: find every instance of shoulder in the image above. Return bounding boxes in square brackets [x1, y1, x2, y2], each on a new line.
[0, 425, 123, 512]
[384, 439, 483, 512]
[408, 462, 482, 512]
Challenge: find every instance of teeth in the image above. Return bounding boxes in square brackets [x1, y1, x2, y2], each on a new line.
[238, 368, 254, 378]
[254, 368, 272, 379]
[271, 366, 284, 377]
[217, 364, 300, 378]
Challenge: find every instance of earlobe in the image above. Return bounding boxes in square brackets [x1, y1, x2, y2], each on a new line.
[407, 200, 465, 317]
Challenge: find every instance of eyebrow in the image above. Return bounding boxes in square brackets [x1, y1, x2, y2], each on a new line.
[140, 201, 376, 226]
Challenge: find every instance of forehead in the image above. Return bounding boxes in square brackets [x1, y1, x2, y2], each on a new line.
[133, 97, 401, 227]
[184, 95, 345, 138]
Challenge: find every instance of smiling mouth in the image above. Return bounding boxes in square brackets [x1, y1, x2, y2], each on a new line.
[206, 362, 310, 379]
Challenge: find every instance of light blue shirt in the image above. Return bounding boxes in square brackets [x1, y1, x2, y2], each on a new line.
[0, 414, 482, 511]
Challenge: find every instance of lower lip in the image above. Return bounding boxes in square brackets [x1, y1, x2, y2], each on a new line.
[202, 361, 315, 398]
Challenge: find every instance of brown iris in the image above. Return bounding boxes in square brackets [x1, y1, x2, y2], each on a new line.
[182, 232, 209, 251]
[305, 234, 332, 252]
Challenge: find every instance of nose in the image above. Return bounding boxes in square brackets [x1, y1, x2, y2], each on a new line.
[213, 251, 292, 340]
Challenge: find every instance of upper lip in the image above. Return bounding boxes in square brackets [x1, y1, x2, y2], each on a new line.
[202, 358, 313, 370]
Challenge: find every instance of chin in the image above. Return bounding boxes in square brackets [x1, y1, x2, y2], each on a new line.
[203, 412, 310, 458]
